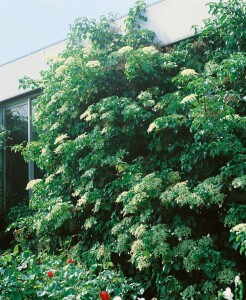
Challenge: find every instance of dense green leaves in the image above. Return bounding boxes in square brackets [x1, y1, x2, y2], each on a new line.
[3, 0, 246, 298]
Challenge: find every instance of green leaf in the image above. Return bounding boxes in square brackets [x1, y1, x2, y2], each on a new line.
[10, 291, 22, 300]
[14, 245, 19, 255]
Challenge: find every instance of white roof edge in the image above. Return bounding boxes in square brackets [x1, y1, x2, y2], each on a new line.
[0, 0, 214, 102]
[0, 0, 166, 67]
[0, 38, 68, 68]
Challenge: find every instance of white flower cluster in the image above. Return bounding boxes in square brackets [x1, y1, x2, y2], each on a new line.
[56, 165, 65, 174]
[231, 223, 246, 233]
[181, 94, 197, 104]
[76, 133, 87, 140]
[54, 134, 69, 144]
[77, 195, 87, 207]
[65, 56, 75, 65]
[45, 174, 55, 184]
[118, 46, 133, 55]
[50, 122, 60, 131]
[86, 60, 100, 68]
[101, 127, 108, 134]
[26, 179, 42, 190]
[84, 216, 97, 229]
[49, 90, 64, 103]
[55, 65, 66, 77]
[163, 53, 171, 59]
[85, 113, 98, 122]
[141, 46, 159, 55]
[54, 144, 63, 154]
[45, 54, 63, 64]
[81, 43, 93, 56]
[147, 122, 158, 133]
[133, 224, 147, 239]
[114, 297, 146, 300]
[222, 287, 234, 300]
[180, 68, 197, 76]
[137, 90, 152, 100]
[65, 56, 82, 66]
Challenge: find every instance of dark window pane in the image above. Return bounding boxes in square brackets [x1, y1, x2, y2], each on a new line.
[31, 98, 44, 179]
[5, 102, 28, 210]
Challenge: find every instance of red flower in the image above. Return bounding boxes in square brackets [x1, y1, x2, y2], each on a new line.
[47, 271, 54, 277]
[100, 291, 110, 300]
[67, 258, 76, 264]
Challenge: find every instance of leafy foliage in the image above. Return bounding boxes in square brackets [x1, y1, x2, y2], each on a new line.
[0, 244, 142, 300]
[2, 0, 246, 298]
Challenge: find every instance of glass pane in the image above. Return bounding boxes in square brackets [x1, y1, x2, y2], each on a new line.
[5, 102, 28, 210]
[31, 98, 44, 179]
[0, 126, 5, 214]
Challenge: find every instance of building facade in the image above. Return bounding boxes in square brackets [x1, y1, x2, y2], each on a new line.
[0, 0, 213, 214]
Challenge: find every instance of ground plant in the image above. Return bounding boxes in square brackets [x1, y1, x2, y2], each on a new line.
[0, 0, 245, 299]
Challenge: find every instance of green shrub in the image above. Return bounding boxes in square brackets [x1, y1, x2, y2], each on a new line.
[3, 0, 245, 298]
[0, 245, 142, 299]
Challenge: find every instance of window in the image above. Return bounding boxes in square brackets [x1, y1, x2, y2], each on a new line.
[0, 95, 40, 213]
[4, 101, 29, 210]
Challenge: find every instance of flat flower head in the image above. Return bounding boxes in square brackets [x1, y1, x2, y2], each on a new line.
[55, 65, 66, 77]
[141, 46, 159, 55]
[232, 223, 246, 233]
[118, 46, 133, 55]
[54, 134, 69, 144]
[65, 56, 77, 65]
[180, 68, 197, 76]
[147, 122, 158, 133]
[100, 291, 110, 300]
[181, 94, 197, 104]
[86, 60, 101, 68]
[26, 179, 42, 190]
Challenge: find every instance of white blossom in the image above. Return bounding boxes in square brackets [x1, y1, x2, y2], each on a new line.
[118, 46, 133, 55]
[45, 174, 55, 184]
[26, 179, 42, 190]
[45, 54, 63, 64]
[50, 122, 60, 130]
[65, 56, 82, 65]
[180, 68, 197, 76]
[232, 223, 246, 233]
[101, 127, 108, 134]
[55, 65, 66, 77]
[234, 275, 240, 285]
[54, 144, 63, 154]
[85, 113, 97, 121]
[141, 46, 158, 55]
[86, 60, 100, 68]
[147, 122, 158, 133]
[137, 91, 152, 100]
[56, 165, 65, 174]
[55, 134, 68, 144]
[181, 94, 197, 104]
[113, 297, 123, 300]
[222, 287, 234, 300]
[163, 53, 171, 59]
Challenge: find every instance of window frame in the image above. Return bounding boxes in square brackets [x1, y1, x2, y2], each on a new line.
[0, 92, 40, 212]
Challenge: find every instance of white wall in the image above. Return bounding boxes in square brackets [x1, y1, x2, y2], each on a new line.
[0, 0, 214, 102]
[0, 40, 67, 102]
